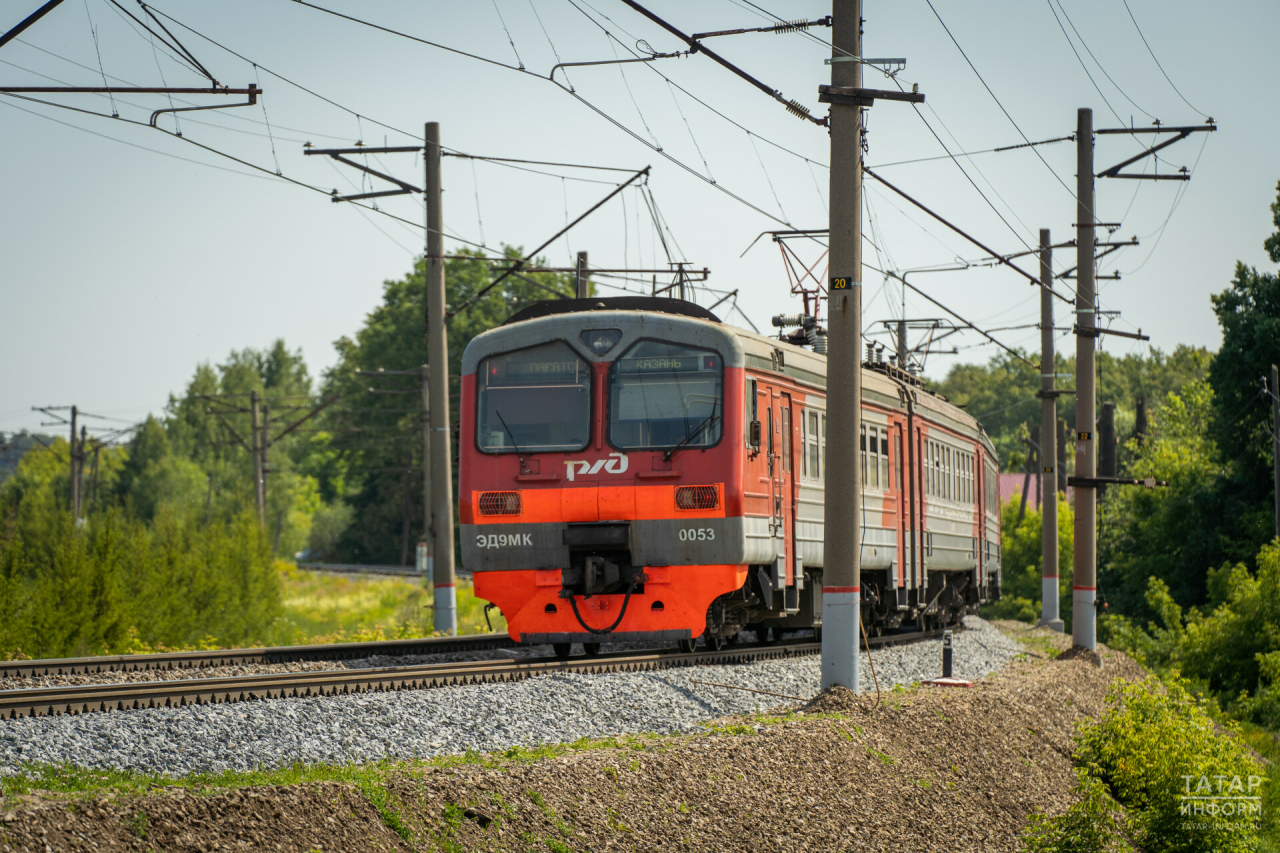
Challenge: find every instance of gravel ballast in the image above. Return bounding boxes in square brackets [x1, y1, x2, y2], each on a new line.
[0, 617, 1021, 777]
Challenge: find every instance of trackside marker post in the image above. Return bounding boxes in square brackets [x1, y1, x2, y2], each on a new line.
[923, 630, 972, 688]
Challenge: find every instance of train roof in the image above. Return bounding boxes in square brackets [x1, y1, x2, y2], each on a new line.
[471, 297, 994, 455]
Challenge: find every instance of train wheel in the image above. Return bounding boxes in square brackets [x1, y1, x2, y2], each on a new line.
[705, 634, 725, 652]
[677, 638, 697, 654]
[553, 643, 572, 659]
[583, 642, 602, 657]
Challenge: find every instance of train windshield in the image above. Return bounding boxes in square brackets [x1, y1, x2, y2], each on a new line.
[609, 341, 723, 450]
[476, 341, 591, 454]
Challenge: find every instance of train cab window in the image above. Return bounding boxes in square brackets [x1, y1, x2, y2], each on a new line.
[476, 341, 590, 454]
[609, 341, 723, 450]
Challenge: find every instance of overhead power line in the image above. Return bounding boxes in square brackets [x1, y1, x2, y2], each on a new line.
[1121, 0, 1210, 120]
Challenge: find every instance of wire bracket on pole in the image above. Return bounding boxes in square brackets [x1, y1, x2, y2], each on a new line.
[1095, 122, 1216, 181]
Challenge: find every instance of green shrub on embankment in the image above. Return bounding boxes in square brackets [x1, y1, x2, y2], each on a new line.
[0, 508, 280, 659]
[1022, 676, 1266, 853]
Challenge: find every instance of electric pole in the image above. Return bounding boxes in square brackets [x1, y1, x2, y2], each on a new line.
[1073, 107, 1097, 651]
[576, 250, 589, 299]
[896, 319, 908, 371]
[69, 405, 79, 517]
[250, 390, 266, 526]
[1039, 229, 1062, 631]
[821, 0, 863, 692]
[419, 364, 433, 579]
[426, 121, 457, 637]
[1272, 364, 1280, 540]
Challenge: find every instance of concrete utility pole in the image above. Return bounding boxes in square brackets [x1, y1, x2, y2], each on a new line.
[68, 405, 79, 516]
[1073, 107, 1097, 651]
[76, 426, 87, 520]
[821, 0, 863, 692]
[426, 121, 457, 636]
[249, 390, 266, 526]
[576, 250, 589, 299]
[419, 365, 433, 579]
[896, 319, 908, 372]
[1039, 229, 1062, 631]
[1272, 365, 1280, 540]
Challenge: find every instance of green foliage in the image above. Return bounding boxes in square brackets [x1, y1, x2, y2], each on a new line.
[1020, 770, 1131, 853]
[983, 495, 1074, 625]
[934, 345, 1211, 472]
[0, 507, 279, 658]
[1096, 380, 1253, 618]
[1208, 179, 1280, 487]
[1076, 677, 1262, 851]
[1023, 676, 1265, 852]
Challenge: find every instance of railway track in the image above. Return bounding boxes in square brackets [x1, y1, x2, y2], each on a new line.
[0, 633, 518, 680]
[0, 628, 951, 720]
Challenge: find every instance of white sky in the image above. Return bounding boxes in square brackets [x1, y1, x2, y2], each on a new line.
[2, 0, 1276, 437]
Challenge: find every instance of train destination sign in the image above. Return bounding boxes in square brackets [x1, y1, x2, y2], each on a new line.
[616, 355, 719, 374]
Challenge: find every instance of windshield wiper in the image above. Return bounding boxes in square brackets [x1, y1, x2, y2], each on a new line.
[664, 400, 719, 462]
[494, 410, 530, 473]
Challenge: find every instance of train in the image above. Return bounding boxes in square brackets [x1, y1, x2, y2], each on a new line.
[459, 296, 1001, 655]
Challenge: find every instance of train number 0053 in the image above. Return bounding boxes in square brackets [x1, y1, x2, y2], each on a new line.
[678, 527, 715, 541]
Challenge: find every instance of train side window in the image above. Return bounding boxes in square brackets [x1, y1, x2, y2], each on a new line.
[945, 447, 953, 501]
[809, 411, 820, 481]
[879, 428, 889, 490]
[860, 425, 867, 486]
[781, 406, 790, 473]
[821, 414, 826, 477]
[800, 410, 807, 477]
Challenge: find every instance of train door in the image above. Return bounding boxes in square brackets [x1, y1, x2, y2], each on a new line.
[976, 452, 986, 592]
[780, 393, 797, 589]
[892, 424, 905, 591]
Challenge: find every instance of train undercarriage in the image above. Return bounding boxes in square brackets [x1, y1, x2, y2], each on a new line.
[698, 566, 982, 651]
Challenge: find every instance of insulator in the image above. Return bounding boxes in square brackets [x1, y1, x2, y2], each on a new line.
[866, 342, 876, 362]
[783, 98, 811, 120]
[772, 313, 805, 328]
[812, 332, 828, 354]
[774, 19, 810, 34]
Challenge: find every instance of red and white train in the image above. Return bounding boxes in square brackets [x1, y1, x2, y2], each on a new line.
[459, 297, 1001, 655]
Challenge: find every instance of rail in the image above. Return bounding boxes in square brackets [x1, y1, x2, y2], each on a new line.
[0, 628, 952, 719]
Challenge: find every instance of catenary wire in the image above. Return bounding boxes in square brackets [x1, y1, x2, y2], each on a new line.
[1121, 0, 1209, 120]
[923, 0, 1076, 202]
[1050, 0, 1156, 122]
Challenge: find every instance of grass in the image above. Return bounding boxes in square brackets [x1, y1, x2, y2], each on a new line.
[268, 562, 506, 645]
[0, 734, 667, 800]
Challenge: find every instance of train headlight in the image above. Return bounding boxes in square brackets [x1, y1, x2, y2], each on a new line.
[581, 329, 622, 356]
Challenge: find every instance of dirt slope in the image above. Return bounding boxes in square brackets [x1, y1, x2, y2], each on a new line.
[0, 625, 1141, 853]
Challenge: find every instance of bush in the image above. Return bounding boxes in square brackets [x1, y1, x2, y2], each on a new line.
[0, 507, 280, 658]
[1075, 677, 1262, 852]
[1021, 770, 1132, 853]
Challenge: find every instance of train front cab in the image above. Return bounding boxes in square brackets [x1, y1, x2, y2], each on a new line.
[459, 308, 754, 647]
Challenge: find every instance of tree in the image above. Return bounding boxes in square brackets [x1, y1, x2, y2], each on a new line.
[317, 249, 578, 564]
[934, 345, 1211, 471]
[1208, 180, 1280, 496]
